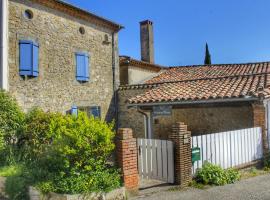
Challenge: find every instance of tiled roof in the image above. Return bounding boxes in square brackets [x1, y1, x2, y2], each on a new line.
[145, 62, 270, 83]
[127, 62, 270, 104]
[120, 56, 165, 72]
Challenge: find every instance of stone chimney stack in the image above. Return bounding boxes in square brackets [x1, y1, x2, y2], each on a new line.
[140, 20, 154, 63]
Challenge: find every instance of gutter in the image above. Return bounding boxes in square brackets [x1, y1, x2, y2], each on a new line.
[112, 32, 118, 128]
[0, 0, 8, 90]
[127, 97, 259, 108]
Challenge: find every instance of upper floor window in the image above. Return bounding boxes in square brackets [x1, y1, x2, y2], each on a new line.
[19, 40, 39, 77]
[76, 52, 89, 82]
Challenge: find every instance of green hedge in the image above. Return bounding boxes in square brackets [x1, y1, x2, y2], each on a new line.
[0, 90, 121, 198]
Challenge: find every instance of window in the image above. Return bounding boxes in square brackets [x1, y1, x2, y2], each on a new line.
[19, 40, 39, 77]
[79, 27, 85, 35]
[24, 9, 33, 20]
[89, 106, 101, 118]
[76, 52, 89, 82]
[78, 106, 101, 118]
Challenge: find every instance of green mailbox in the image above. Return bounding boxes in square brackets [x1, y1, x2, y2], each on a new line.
[191, 147, 201, 164]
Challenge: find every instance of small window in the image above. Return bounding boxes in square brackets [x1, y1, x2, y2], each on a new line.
[79, 27, 85, 35]
[19, 40, 39, 77]
[76, 52, 89, 82]
[24, 9, 33, 20]
[89, 106, 101, 118]
[78, 106, 101, 118]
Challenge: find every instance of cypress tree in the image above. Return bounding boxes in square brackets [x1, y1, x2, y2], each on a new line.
[204, 43, 212, 65]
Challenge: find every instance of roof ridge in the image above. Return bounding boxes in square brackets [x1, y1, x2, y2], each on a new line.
[119, 72, 270, 90]
[169, 61, 270, 69]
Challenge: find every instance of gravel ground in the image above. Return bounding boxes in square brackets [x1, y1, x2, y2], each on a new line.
[132, 174, 270, 200]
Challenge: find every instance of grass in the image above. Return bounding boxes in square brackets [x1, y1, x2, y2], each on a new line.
[240, 167, 269, 180]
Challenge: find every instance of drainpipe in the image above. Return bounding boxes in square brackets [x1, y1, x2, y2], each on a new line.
[0, 0, 8, 90]
[137, 108, 153, 139]
[112, 32, 118, 128]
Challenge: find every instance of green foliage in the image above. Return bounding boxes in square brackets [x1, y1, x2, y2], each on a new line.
[0, 93, 121, 195]
[204, 43, 212, 65]
[0, 164, 22, 177]
[21, 110, 120, 194]
[195, 162, 240, 186]
[263, 153, 270, 168]
[0, 90, 24, 165]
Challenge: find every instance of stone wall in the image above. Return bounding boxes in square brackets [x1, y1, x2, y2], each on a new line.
[8, 0, 119, 121]
[118, 88, 148, 138]
[118, 88, 254, 139]
[153, 103, 254, 139]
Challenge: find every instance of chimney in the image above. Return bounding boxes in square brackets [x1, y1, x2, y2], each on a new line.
[140, 20, 154, 63]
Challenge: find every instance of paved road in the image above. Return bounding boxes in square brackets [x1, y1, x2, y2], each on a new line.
[132, 174, 270, 200]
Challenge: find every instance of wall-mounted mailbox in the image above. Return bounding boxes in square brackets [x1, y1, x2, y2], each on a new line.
[191, 147, 201, 164]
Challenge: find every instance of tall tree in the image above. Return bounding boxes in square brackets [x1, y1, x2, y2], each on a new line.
[204, 43, 212, 65]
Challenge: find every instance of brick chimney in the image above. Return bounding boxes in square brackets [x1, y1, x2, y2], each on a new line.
[140, 20, 154, 63]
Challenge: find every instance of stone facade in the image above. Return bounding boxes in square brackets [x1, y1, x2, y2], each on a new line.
[118, 88, 255, 139]
[118, 88, 148, 138]
[8, 0, 119, 121]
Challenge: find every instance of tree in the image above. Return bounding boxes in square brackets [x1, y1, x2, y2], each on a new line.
[204, 43, 212, 65]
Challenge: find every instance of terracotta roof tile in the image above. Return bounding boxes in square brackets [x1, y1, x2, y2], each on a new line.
[125, 62, 270, 104]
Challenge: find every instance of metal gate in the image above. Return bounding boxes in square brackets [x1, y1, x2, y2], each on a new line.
[137, 138, 174, 183]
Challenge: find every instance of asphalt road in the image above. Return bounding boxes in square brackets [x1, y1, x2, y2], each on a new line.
[132, 174, 270, 200]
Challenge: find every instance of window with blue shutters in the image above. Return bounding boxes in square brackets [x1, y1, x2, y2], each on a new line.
[89, 106, 101, 118]
[76, 52, 89, 82]
[77, 106, 101, 118]
[19, 40, 39, 77]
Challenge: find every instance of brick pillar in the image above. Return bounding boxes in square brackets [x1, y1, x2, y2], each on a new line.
[252, 102, 269, 155]
[169, 122, 192, 187]
[116, 128, 139, 192]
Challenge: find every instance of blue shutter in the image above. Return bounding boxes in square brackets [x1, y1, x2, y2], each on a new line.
[90, 106, 100, 118]
[32, 43, 39, 77]
[85, 54, 89, 80]
[19, 41, 32, 76]
[76, 52, 89, 82]
[71, 106, 78, 116]
[19, 40, 39, 77]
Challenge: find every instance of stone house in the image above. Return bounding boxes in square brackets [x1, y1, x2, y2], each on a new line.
[118, 20, 270, 152]
[0, 0, 122, 121]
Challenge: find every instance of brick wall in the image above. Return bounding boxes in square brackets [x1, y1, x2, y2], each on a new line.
[116, 128, 139, 192]
[169, 122, 192, 187]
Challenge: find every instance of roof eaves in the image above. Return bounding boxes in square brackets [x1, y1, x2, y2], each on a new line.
[33, 0, 124, 31]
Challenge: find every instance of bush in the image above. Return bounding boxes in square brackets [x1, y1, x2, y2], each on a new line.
[22, 110, 120, 194]
[0, 90, 24, 165]
[195, 162, 240, 186]
[263, 153, 270, 169]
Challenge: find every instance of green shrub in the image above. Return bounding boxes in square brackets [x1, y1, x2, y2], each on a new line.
[21, 110, 120, 194]
[195, 162, 240, 186]
[0, 90, 24, 165]
[263, 153, 270, 168]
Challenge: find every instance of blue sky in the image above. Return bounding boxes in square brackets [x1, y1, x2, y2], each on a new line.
[66, 0, 270, 66]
